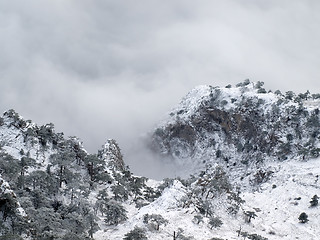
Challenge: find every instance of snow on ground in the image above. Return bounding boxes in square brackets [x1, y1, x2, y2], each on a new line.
[241, 158, 320, 240]
[0, 123, 26, 159]
[94, 157, 320, 240]
[303, 99, 320, 111]
[0, 124, 51, 162]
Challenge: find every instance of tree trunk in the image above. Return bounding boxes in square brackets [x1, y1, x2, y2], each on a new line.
[59, 165, 64, 188]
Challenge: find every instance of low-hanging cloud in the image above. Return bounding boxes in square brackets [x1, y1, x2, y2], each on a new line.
[1, 0, 320, 178]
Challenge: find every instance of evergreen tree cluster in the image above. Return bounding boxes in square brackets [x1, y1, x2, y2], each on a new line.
[0, 113, 160, 239]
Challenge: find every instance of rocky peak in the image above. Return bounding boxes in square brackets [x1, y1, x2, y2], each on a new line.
[151, 80, 320, 173]
[98, 139, 126, 172]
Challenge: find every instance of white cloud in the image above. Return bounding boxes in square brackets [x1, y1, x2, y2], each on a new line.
[0, 0, 319, 176]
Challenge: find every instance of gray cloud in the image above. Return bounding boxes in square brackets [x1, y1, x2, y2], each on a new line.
[1, 0, 320, 178]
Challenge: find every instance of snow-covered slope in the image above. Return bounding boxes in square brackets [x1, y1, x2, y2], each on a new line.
[94, 156, 320, 240]
[241, 158, 320, 240]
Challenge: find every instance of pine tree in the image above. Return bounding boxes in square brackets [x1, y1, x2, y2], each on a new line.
[129, 176, 146, 200]
[84, 154, 109, 183]
[104, 201, 128, 225]
[112, 184, 129, 201]
[50, 151, 76, 188]
[310, 195, 319, 207]
[244, 211, 257, 223]
[86, 212, 100, 239]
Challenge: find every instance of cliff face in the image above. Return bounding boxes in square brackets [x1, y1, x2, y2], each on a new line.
[151, 81, 320, 172]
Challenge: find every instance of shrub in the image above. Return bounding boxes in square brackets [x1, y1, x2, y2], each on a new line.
[208, 217, 223, 229]
[298, 212, 308, 223]
[257, 88, 267, 94]
[123, 227, 148, 240]
[143, 214, 168, 231]
[244, 211, 257, 223]
[192, 215, 203, 224]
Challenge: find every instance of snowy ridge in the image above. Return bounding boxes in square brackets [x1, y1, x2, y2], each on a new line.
[161, 82, 280, 126]
[151, 80, 320, 175]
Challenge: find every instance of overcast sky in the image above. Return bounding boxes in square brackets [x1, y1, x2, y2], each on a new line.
[1, 0, 320, 177]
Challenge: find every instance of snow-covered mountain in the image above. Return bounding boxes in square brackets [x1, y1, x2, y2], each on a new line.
[0, 80, 320, 240]
[151, 80, 320, 176]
